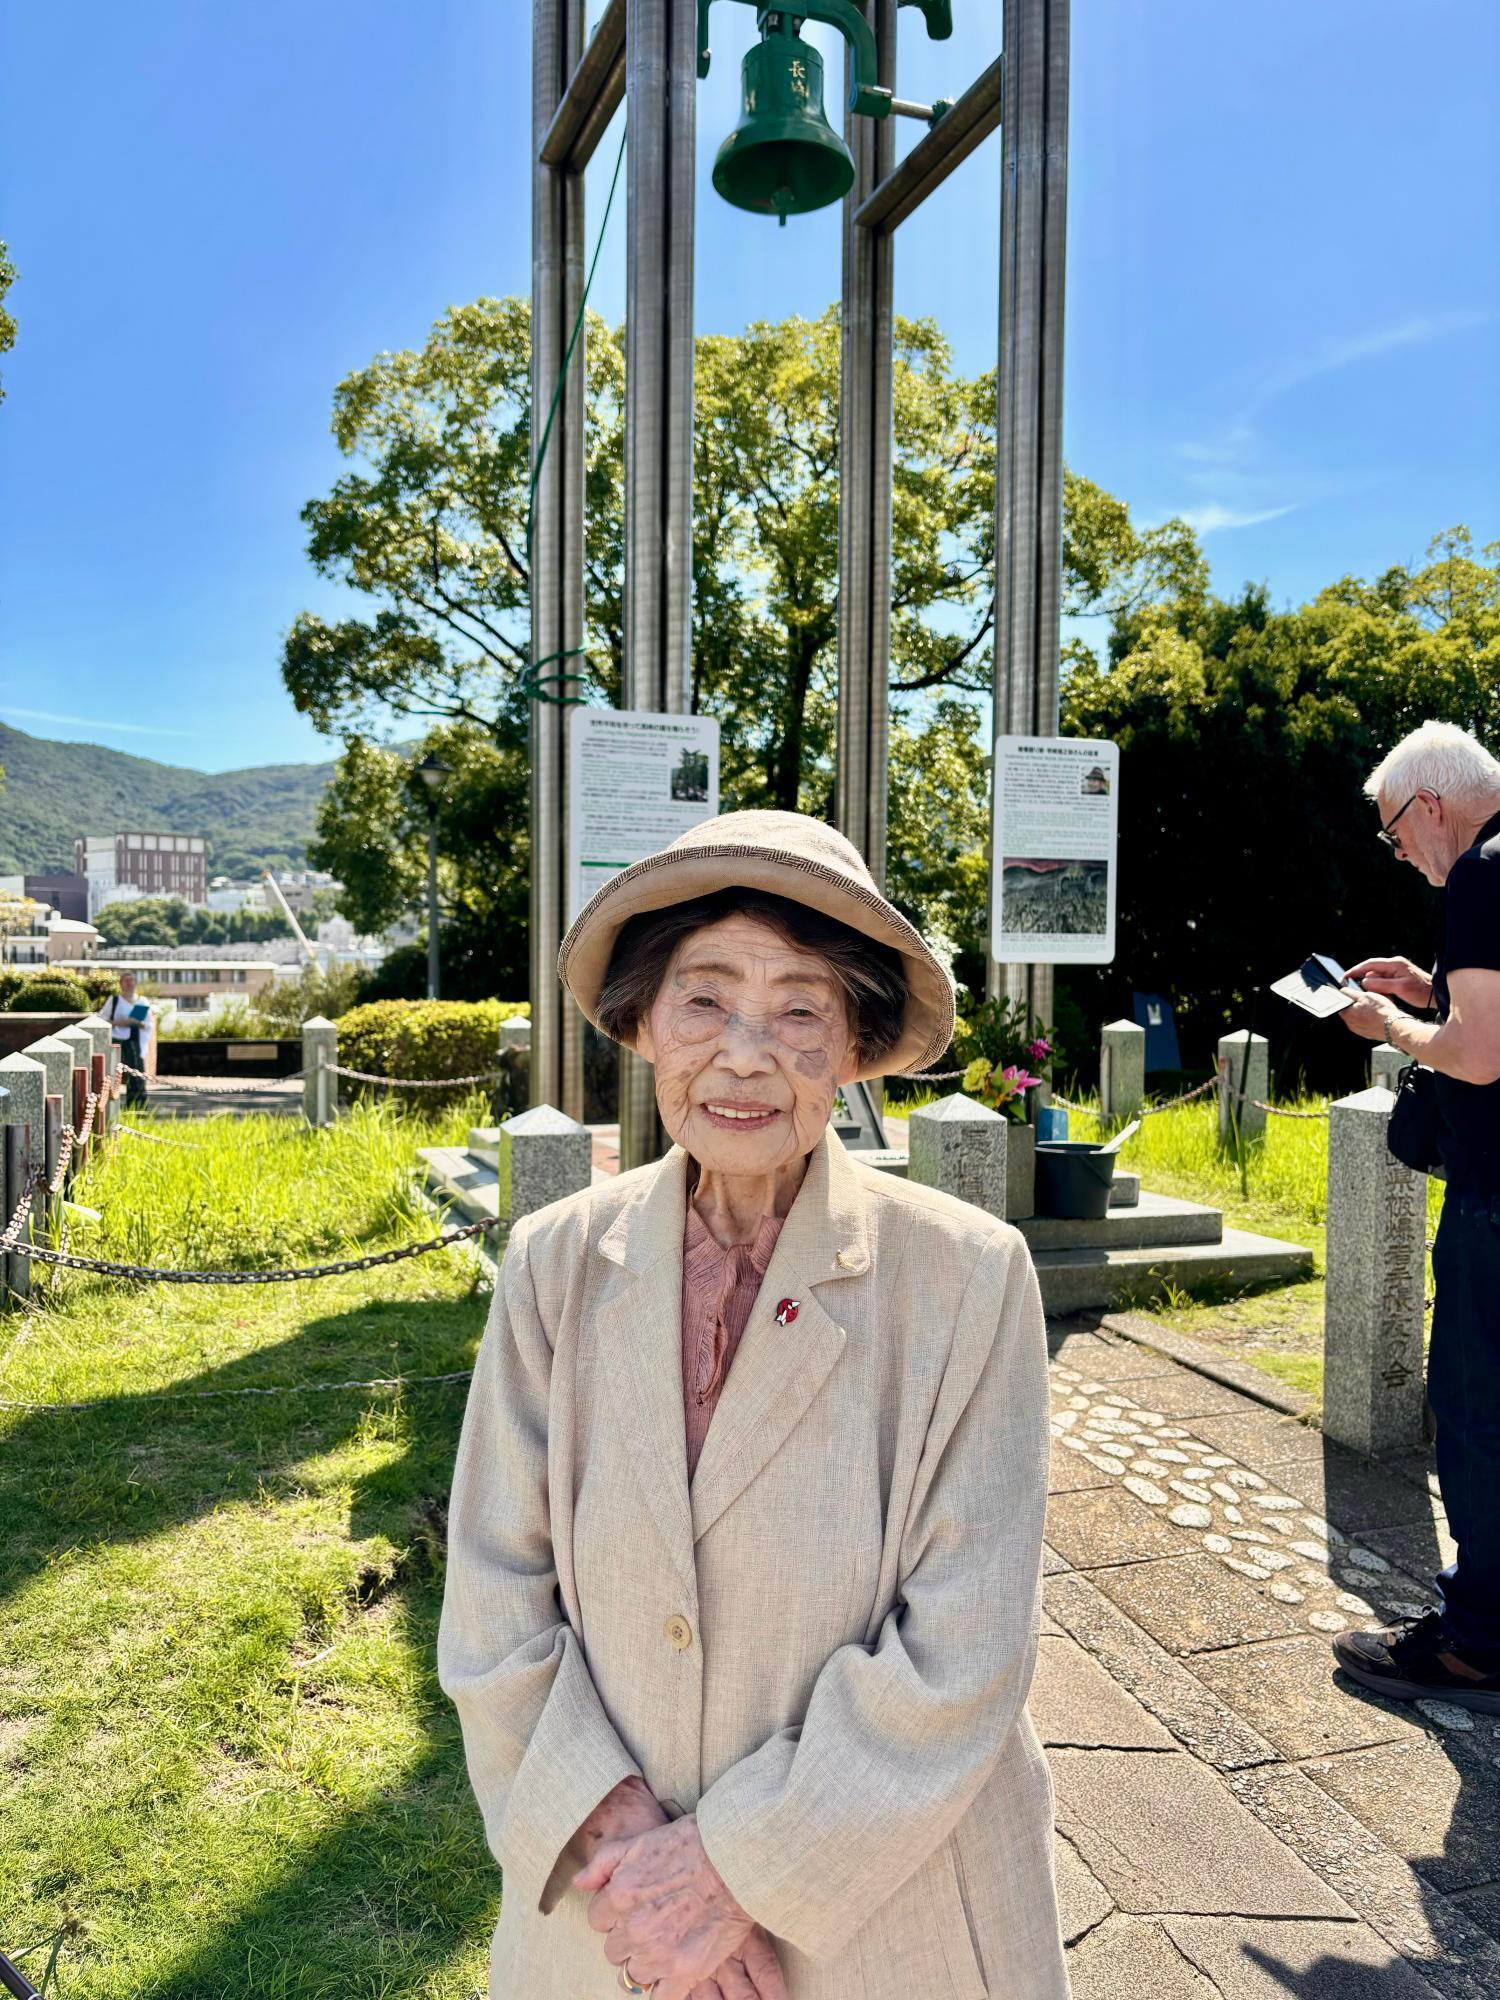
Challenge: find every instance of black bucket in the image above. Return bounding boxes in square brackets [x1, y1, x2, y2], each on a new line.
[1035, 1140, 1116, 1220]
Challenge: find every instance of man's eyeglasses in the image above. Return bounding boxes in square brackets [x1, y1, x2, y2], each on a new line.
[1377, 789, 1440, 850]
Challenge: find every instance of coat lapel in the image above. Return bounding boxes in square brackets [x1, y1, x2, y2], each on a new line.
[689, 1128, 870, 1544]
[593, 1147, 699, 1596]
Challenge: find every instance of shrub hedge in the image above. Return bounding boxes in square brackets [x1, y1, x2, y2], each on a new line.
[5, 973, 91, 1012]
[333, 999, 529, 1105]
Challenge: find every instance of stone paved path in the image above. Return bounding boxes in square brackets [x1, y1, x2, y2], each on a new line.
[1042, 1315, 1500, 1999]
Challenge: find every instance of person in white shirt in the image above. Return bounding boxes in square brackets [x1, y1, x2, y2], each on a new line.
[100, 970, 153, 1109]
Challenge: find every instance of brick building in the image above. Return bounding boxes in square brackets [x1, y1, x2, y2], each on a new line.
[74, 832, 208, 916]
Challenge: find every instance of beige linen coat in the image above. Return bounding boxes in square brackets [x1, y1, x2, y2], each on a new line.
[437, 1125, 1067, 2000]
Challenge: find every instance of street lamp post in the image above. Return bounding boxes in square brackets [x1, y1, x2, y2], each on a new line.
[414, 753, 449, 1001]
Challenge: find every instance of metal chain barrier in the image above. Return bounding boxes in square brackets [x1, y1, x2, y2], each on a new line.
[119, 1123, 201, 1148]
[0, 1369, 476, 1414]
[0, 1177, 38, 1255]
[327, 1062, 508, 1088]
[1049, 1075, 1220, 1118]
[900, 1067, 967, 1084]
[8, 1212, 499, 1285]
[118, 1064, 305, 1094]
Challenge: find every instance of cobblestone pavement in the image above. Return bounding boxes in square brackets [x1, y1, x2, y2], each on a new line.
[1042, 1316, 1500, 1999]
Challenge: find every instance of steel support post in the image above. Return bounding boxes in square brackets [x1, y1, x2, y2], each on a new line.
[531, 0, 590, 1120]
[618, 0, 697, 1170]
[989, 0, 1069, 1029]
[835, 0, 897, 893]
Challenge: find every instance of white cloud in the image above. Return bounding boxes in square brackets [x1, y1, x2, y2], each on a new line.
[1176, 502, 1300, 535]
[5, 706, 205, 738]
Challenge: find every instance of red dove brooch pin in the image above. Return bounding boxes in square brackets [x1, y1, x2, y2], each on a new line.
[774, 1298, 800, 1326]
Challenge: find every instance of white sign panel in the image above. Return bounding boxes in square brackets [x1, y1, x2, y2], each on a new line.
[568, 708, 721, 923]
[991, 734, 1119, 964]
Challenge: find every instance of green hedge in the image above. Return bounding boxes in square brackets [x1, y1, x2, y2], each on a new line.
[333, 999, 529, 1104]
[5, 973, 91, 1013]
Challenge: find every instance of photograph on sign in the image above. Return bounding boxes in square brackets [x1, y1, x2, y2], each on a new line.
[568, 709, 721, 923]
[991, 736, 1120, 964]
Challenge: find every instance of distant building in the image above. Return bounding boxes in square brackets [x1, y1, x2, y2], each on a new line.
[205, 879, 269, 914]
[60, 955, 277, 1014]
[24, 871, 89, 923]
[75, 832, 208, 917]
[0, 896, 101, 970]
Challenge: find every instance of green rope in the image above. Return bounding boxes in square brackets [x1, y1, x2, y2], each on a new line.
[522, 126, 628, 707]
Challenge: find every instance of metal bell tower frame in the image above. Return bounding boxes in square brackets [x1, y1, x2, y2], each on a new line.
[530, 0, 1069, 1163]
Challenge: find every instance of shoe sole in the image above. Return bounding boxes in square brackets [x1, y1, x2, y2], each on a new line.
[1332, 1647, 1500, 1715]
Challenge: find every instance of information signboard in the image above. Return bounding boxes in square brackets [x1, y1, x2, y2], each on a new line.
[568, 708, 721, 923]
[991, 734, 1120, 964]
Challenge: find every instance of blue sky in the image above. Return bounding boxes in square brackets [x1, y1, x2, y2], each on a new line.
[2, 0, 1496, 773]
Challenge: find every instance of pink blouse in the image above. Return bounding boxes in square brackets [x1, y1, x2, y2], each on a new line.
[680, 1197, 785, 1482]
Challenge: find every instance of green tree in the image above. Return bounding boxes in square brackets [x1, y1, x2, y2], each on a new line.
[1059, 528, 1500, 1081]
[286, 299, 1173, 1000]
[0, 241, 16, 405]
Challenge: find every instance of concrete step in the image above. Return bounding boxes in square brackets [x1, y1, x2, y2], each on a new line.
[1108, 1171, 1140, 1209]
[1018, 1190, 1223, 1253]
[417, 1145, 500, 1224]
[1030, 1226, 1314, 1315]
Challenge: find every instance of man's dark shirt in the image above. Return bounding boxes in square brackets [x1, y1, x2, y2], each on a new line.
[1431, 806, 1500, 1195]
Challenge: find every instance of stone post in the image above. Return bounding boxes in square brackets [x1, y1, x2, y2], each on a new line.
[1218, 1029, 1269, 1143]
[56, 1026, 93, 1160]
[301, 1017, 338, 1128]
[907, 1094, 1009, 1220]
[76, 1014, 112, 1140]
[24, 1035, 76, 1111]
[1099, 1020, 1145, 1123]
[1324, 1086, 1427, 1454]
[497, 1105, 592, 1223]
[0, 1054, 47, 1302]
[501, 1012, 533, 1114]
[1369, 1043, 1406, 1093]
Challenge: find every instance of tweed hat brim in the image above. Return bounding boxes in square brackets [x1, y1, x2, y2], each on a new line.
[557, 814, 956, 1080]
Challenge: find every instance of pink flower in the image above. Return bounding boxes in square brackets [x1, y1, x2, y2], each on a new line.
[1025, 1037, 1052, 1063]
[1000, 1066, 1041, 1092]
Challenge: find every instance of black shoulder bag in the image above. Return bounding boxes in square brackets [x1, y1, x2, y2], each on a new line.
[1386, 1060, 1444, 1174]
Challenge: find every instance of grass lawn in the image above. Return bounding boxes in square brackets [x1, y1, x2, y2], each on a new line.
[0, 1101, 499, 1999]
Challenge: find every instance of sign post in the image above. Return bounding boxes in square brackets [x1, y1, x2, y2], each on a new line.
[568, 708, 722, 924]
[991, 735, 1119, 973]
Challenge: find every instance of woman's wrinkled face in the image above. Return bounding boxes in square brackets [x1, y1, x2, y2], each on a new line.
[635, 914, 861, 1173]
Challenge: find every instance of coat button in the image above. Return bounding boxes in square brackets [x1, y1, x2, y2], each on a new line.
[664, 1614, 693, 1651]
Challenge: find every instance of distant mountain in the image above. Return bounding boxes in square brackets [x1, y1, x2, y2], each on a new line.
[0, 722, 337, 878]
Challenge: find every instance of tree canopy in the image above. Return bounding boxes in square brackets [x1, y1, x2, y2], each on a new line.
[286, 298, 1185, 999]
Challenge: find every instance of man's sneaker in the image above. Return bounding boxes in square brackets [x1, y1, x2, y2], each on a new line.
[1332, 1608, 1500, 1714]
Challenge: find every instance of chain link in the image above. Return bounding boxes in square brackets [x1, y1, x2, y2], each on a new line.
[328, 1062, 508, 1088]
[0, 1175, 38, 1254]
[119, 1124, 201, 1148]
[9, 1214, 500, 1284]
[119, 1064, 305, 1094]
[899, 1067, 967, 1084]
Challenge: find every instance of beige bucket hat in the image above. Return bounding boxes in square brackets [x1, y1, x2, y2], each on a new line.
[557, 809, 956, 1079]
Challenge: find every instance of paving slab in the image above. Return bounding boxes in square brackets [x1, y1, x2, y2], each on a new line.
[1040, 1540, 1071, 1575]
[1265, 1446, 1448, 1536]
[1359, 1517, 1459, 1580]
[1090, 1551, 1308, 1655]
[1065, 1913, 1219, 1998]
[1047, 1328, 1185, 1382]
[1045, 1484, 1205, 1570]
[1051, 1747, 1349, 1916]
[1029, 1634, 1177, 1749]
[1222, 1761, 1500, 2000]
[1187, 1408, 1328, 1466]
[1048, 1441, 1117, 1493]
[1187, 1635, 1432, 1760]
[1162, 1915, 1443, 1997]
[1044, 1568, 1278, 1771]
[1302, 1739, 1500, 1896]
[1053, 1831, 1114, 1946]
[1077, 1367, 1274, 1420]
[1448, 1882, 1500, 1945]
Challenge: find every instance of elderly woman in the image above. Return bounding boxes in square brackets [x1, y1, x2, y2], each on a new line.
[437, 811, 1067, 2000]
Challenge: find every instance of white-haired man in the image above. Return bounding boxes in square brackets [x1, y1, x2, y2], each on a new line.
[1335, 719, 1500, 1715]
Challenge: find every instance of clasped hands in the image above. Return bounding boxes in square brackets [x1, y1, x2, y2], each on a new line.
[569, 1777, 788, 2000]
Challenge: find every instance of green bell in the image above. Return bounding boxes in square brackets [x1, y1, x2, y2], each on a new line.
[711, 22, 854, 226]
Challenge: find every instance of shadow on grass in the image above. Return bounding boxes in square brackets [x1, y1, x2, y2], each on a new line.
[0, 1292, 500, 1998]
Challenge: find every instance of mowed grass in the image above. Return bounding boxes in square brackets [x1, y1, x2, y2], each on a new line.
[0, 1102, 499, 1999]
